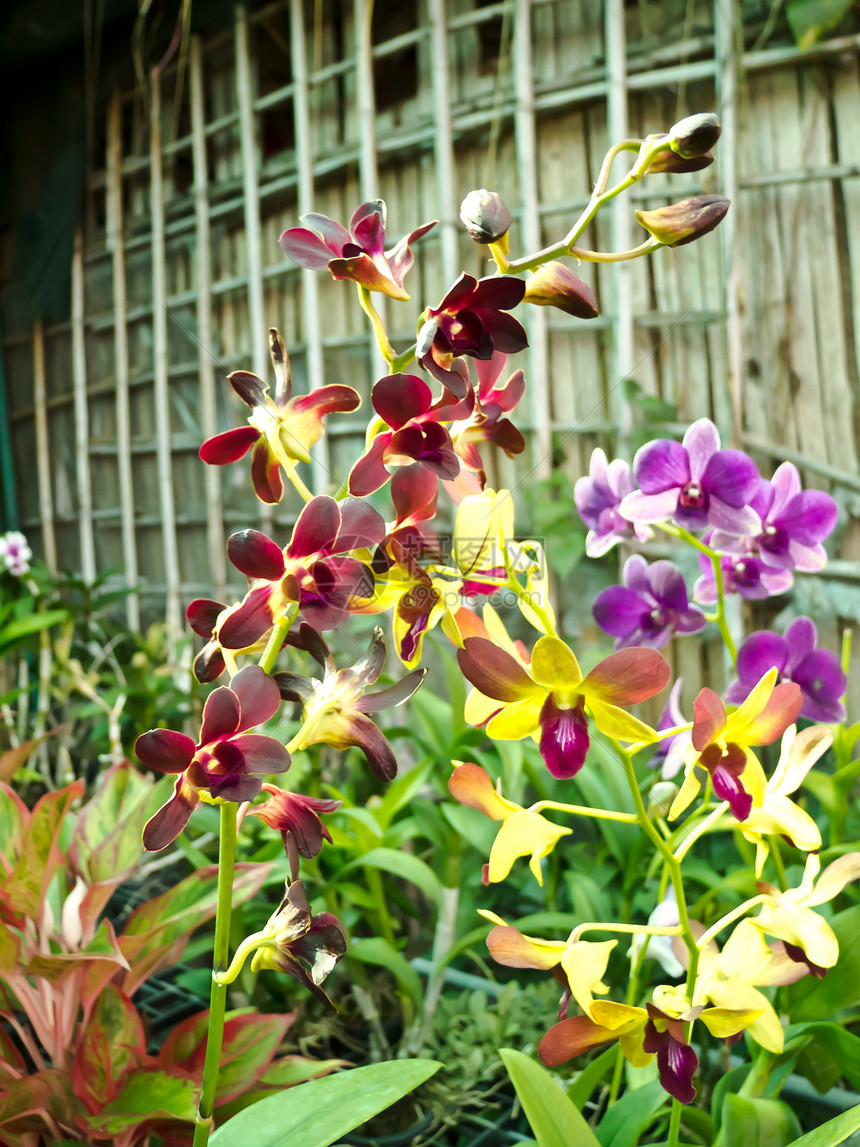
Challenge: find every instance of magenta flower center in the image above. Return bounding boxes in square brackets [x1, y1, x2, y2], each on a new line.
[644, 606, 669, 634]
[733, 559, 760, 588]
[678, 481, 707, 511]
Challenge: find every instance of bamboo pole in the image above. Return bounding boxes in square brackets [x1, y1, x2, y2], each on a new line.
[513, 0, 551, 479]
[605, 0, 634, 460]
[429, 0, 459, 286]
[32, 321, 57, 573]
[290, 0, 331, 496]
[149, 72, 182, 648]
[715, 0, 742, 446]
[107, 91, 141, 630]
[71, 230, 97, 585]
[354, 0, 388, 379]
[191, 37, 228, 598]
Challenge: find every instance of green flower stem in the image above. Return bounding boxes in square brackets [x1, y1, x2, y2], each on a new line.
[283, 462, 313, 504]
[666, 1098, 683, 1147]
[192, 803, 238, 1147]
[567, 238, 662, 263]
[390, 343, 418, 374]
[672, 802, 728, 863]
[841, 627, 852, 676]
[695, 894, 771, 950]
[357, 285, 396, 365]
[532, 799, 639, 824]
[614, 742, 700, 1003]
[258, 605, 299, 676]
[568, 921, 682, 945]
[770, 836, 788, 891]
[657, 522, 738, 666]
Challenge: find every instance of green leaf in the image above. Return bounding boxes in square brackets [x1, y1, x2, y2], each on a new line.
[596, 1078, 666, 1147]
[785, 0, 854, 48]
[721, 1094, 802, 1147]
[0, 608, 67, 648]
[209, 1058, 442, 1146]
[69, 760, 158, 883]
[789, 905, 860, 1021]
[567, 1045, 618, 1112]
[499, 1047, 601, 1147]
[338, 848, 443, 907]
[784, 1022, 860, 1091]
[86, 1070, 198, 1133]
[785, 1103, 860, 1146]
[349, 937, 424, 1009]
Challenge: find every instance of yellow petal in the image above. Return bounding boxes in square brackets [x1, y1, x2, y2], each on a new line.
[727, 667, 778, 740]
[488, 809, 571, 884]
[806, 852, 860, 907]
[698, 1004, 766, 1041]
[668, 768, 701, 821]
[486, 697, 544, 739]
[530, 636, 582, 691]
[560, 939, 617, 1018]
[587, 698, 659, 744]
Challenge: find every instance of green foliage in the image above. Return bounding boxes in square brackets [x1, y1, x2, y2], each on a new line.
[785, 0, 856, 49]
[499, 1047, 601, 1147]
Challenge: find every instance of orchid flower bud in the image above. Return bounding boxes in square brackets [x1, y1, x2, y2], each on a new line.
[459, 189, 513, 244]
[635, 196, 730, 248]
[668, 112, 721, 158]
[523, 262, 599, 318]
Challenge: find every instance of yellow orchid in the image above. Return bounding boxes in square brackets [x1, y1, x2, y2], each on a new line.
[738, 724, 831, 876]
[669, 669, 803, 823]
[452, 487, 513, 586]
[458, 633, 669, 778]
[448, 762, 571, 885]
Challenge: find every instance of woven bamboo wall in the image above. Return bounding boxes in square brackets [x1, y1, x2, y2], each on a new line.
[3, 0, 860, 706]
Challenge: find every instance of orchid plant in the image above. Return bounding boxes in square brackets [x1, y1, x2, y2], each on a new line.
[106, 108, 860, 1145]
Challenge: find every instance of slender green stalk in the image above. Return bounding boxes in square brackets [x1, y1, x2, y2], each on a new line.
[390, 344, 418, 374]
[357, 284, 396, 364]
[192, 803, 238, 1146]
[666, 1098, 682, 1147]
[283, 463, 313, 504]
[259, 605, 299, 676]
[769, 836, 788, 891]
[708, 551, 737, 666]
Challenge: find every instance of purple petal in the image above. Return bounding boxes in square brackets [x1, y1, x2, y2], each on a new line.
[142, 778, 199, 851]
[279, 226, 338, 270]
[777, 490, 839, 545]
[736, 631, 789, 685]
[648, 560, 691, 613]
[701, 449, 759, 509]
[792, 649, 847, 720]
[634, 439, 690, 494]
[682, 418, 720, 481]
[593, 586, 648, 640]
[706, 495, 762, 537]
[187, 598, 224, 638]
[290, 497, 341, 557]
[649, 1027, 698, 1105]
[783, 617, 818, 668]
[712, 764, 753, 820]
[199, 426, 260, 465]
[231, 665, 282, 729]
[768, 461, 802, 516]
[135, 728, 196, 773]
[218, 584, 276, 649]
[199, 685, 241, 745]
[231, 733, 291, 774]
[227, 530, 286, 580]
[539, 697, 589, 779]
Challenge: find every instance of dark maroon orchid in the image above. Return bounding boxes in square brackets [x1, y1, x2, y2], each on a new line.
[199, 328, 359, 504]
[136, 665, 289, 851]
[620, 418, 760, 535]
[274, 624, 425, 781]
[710, 462, 838, 572]
[220, 495, 386, 647]
[449, 353, 526, 474]
[593, 555, 706, 650]
[574, 448, 652, 557]
[416, 273, 528, 398]
[726, 617, 846, 724]
[380, 463, 441, 564]
[250, 782, 341, 875]
[348, 373, 462, 496]
[249, 880, 347, 1007]
[278, 200, 435, 301]
[186, 597, 285, 683]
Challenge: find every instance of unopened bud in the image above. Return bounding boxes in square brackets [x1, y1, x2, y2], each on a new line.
[668, 113, 721, 159]
[647, 144, 715, 175]
[523, 262, 599, 319]
[648, 781, 678, 818]
[460, 189, 512, 244]
[635, 196, 730, 247]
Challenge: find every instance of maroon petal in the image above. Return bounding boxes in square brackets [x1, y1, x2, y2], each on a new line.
[391, 464, 438, 524]
[337, 497, 387, 551]
[194, 643, 226, 684]
[386, 220, 437, 285]
[199, 426, 260, 465]
[350, 627, 388, 689]
[352, 207, 386, 258]
[273, 672, 316, 704]
[372, 373, 434, 429]
[229, 371, 269, 408]
[199, 684, 242, 745]
[436, 272, 479, 312]
[347, 712, 399, 781]
[712, 765, 753, 820]
[187, 598, 225, 637]
[290, 496, 341, 557]
[227, 530, 286, 580]
[231, 733, 291, 774]
[142, 777, 199, 851]
[285, 622, 333, 667]
[484, 417, 526, 458]
[300, 211, 351, 253]
[470, 275, 527, 311]
[231, 664, 282, 729]
[478, 309, 529, 354]
[643, 1022, 698, 1105]
[539, 696, 590, 779]
[356, 668, 427, 712]
[135, 728, 196, 773]
[349, 435, 392, 497]
[279, 226, 338, 270]
[218, 584, 277, 649]
[250, 436, 284, 504]
[457, 637, 537, 702]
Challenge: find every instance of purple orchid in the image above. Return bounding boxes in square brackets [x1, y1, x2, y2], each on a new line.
[710, 462, 838, 572]
[348, 374, 462, 497]
[726, 618, 846, 724]
[593, 555, 706, 650]
[0, 530, 32, 577]
[278, 200, 436, 301]
[694, 539, 794, 603]
[573, 449, 652, 558]
[136, 665, 290, 850]
[416, 273, 528, 398]
[619, 419, 760, 535]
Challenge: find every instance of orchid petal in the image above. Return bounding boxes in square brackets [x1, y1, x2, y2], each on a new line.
[227, 530, 286, 580]
[199, 426, 260, 464]
[581, 648, 670, 706]
[457, 637, 543, 702]
[135, 728, 196, 773]
[530, 636, 582, 690]
[142, 776, 199, 851]
[486, 697, 544, 739]
[231, 664, 282, 729]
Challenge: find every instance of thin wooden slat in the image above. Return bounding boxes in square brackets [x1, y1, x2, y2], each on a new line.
[71, 230, 97, 585]
[429, 0, 459, 286]
[514, 0, 551, 479]
[190, 37, 228, 599]
[107, 91, 140, 629]
[149, 72, 182, 644]
[32, 321, 57, 573]
[715, 0, 742, 445]
[291, 0, 332, 496]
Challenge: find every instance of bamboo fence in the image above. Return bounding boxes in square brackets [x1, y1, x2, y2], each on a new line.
[3, 0, 860, 709]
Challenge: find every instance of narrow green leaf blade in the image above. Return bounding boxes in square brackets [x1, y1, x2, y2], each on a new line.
[499, 1047, 601, 1147]
[785, 1103, 860, 1147]
[596, 1078, 667, 1147]
[721, 1094, 802, 1147]
[209, 1058, 441, 1147]
[340, 847, 443, 907]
